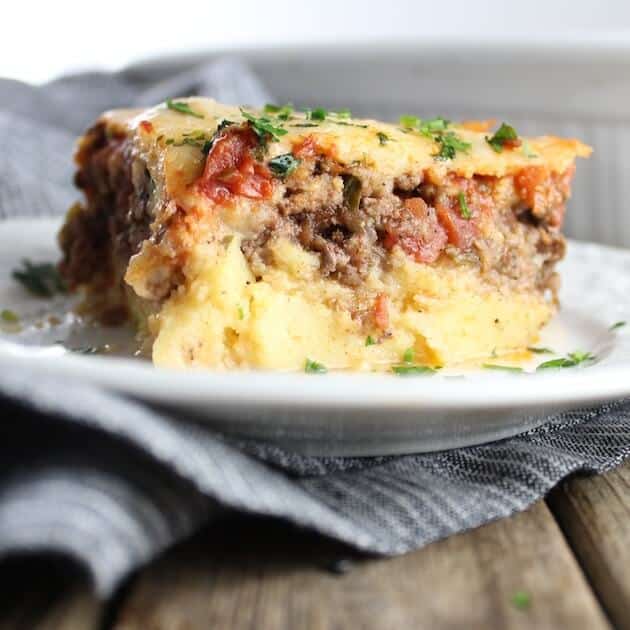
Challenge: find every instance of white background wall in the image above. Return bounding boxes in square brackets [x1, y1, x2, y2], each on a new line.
[3, 0, 630, 83]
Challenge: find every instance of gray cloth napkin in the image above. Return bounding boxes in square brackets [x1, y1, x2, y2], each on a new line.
[1, 58, 630, 598]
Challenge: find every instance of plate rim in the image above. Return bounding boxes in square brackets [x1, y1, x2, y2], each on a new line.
[1, 217, 629, 415]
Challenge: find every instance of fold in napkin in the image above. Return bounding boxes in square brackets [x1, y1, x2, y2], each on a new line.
[1, 58, 630, 597]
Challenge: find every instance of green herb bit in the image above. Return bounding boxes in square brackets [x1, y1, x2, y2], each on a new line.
[264, 103, 294, 120]
[537, 350, 596, 370]
[376, 131, 390, 146]
[458, 192, 472, 219]
[392, 365, 436, 376]
[12, 260, 66, 298]
[568, 350, 596, 364]
[166, 99, 204, 119]
[305, 358, 328, 374]
[308, 107, 328, 121]
[365, 335, 376, 346]
[402, 347, 415, 363]
[240, 109, 288, 143]
[610, 321, 627, 331]
[1, 309, 19, 323]
[201, 121, 235, 155]
[486, 122, 519, 153]
[527, 346, 554, 354]
[333, 108, 352, 119]
[343, 175, 362, 213]
[268, 153, 301, 177]
[237, 305, 245, 320]
[511, 590, 532, 611]
[482, 363, 524, 373]
[331, 121, 369, 128]
[433, 132, 472, 161]
[419, 117, 450, 136]
[400, 115, 421, 129]
[537, 357, 573, 370]
[399, 115, 450, 137]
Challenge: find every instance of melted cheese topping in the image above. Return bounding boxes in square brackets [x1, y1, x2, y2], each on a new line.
[101, 97, 591, 186]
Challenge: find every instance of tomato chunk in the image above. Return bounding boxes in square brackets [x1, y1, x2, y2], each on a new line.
[435, 201, 478, 250]
[373, 294, 389, 330]
[139, 120, 153, 133]
[514, 165, 550, 211]
[383, 198, 448, 264]
[198, 126, 273, 202]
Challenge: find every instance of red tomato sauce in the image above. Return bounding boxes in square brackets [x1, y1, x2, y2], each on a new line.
[197, 126, 273, 202]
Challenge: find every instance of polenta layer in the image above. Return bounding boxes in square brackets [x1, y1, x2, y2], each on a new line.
[145, 236, 552, 371]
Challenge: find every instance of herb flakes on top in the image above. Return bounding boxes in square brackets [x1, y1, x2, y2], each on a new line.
[166, 99, 204, 119]
[240, 109, 288, 143]
[486, 122, 521, 153]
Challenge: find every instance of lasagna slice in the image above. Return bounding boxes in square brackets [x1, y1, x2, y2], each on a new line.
[59, 98, 591, 371]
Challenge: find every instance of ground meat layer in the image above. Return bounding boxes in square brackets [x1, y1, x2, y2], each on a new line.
[241, 149, 570, 295]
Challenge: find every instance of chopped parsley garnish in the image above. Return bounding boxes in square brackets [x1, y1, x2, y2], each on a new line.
[486, 122, 520, 153]
[420, 117, 450, 135]
[511, 590, 532, 611]
[365, 335, 376, 346]
[376, 131, 390, 146]
[302, 107, 352, 122]
[433, 132, 472, 161]
[458, 192, 472, 219]
[240, 109, 288, 143]
[264, 103, 294, 120]
[164, 120, 234, 155]
[343, 175, 362, 213]
[392, 365, 436, 376]
[610, 321, 627, 331]
[12, 260, 66, 297]
[237, 305, 244, 320]
[527, 346, 554, 354]
[1, 309, 19, 323]
[400, 115, 421, 129]
[308, 107, 328, 121]
[305, 358, 328, 374]
[268, 153, 301, 177]
[331, 121, 369, 129]
[482, 363, 523, 373]
[166, 99, 204, 119]
[399, 112, 466, 159]
[334, 108, 352, 119]
[402, 347, 415, 363]
[537, 350, 596, 370]
[399, 115, 450, 137]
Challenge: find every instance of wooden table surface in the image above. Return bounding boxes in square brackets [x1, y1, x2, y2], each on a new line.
[0, 460, 628, 630]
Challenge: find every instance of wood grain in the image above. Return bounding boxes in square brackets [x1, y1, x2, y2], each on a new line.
[549, 459, 630, 630]
[112, 502, 609, 630]
[0, 555, 101, 630]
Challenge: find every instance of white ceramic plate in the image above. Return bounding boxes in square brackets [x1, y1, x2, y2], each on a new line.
[1, 218, 630, 456]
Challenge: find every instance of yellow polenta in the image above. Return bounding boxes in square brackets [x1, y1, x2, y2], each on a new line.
[150, 236, 551, 371]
